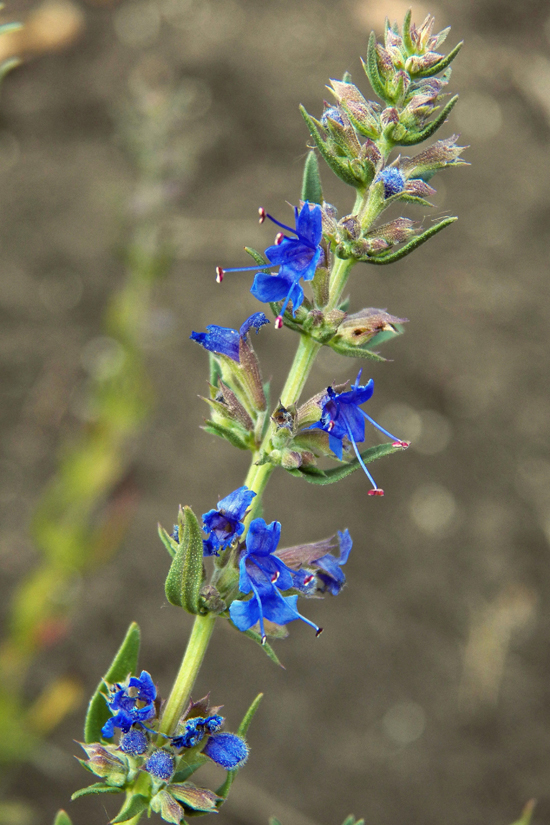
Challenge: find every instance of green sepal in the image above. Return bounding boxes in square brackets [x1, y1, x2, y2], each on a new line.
[328, 339, 386, 362]
[414, 41, 463, 78]
[235, 624, 284, 667]
[396, 95, 459, 146]
[301, 150, 323, 204]
[362, 33, 387, 101]
[158, 523, 178, 559]
[71, 783, 123, 800]
[53, 812, 73, 825]
[396, 194, 434, 208]
[165, 505, 205, 614]
[286, 442, 405, 485]
[172, 754, 210, 784]
[111, 794, 150, 824]
[202, 421, 251, 451]
[215, 693, 263, 803]
[359, 217, 456, 265]
[208, 352, 221, 389]
[402, 9, 413, 54]
[244, 247, 269, 266]
[84, 622, 141, 743]
[299, 106, 362, 188]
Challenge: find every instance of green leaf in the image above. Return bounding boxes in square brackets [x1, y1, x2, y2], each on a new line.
[111, 794, 149, 824]
[71, 783, 123, 800]
[396, 95, 459, 146]
[158, 523, 178, 559]
[202, 421, 251, 451]
[269, 819, 283, 825]
[328, 339, 386, 362]
[238, 692, 263, 737]
[235, 624, 285, 667]
[362, 33, 387, 101]
[341, 817, 364, 825]
[359, 217, 457, 265]
[415, 41, 463, 78]
[172, 754, 210, 784]
[287, 442, 405, 485]
[301, 150, 323, 204]
[510, 800, 536, 825]
[53, 813, 73, 825]
[84, 622, 141, 743]
[299, 106, 361, 188]
[402, 9, 413, 54]
[244, 247, 269, 266]
[165, 505, 205, 614]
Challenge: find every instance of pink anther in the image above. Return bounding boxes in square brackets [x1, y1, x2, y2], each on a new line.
[215, 266, 224, 283]
[367, 488, 385, 496]
[275, 316, 283, 329]
[258, 207, 266, 224]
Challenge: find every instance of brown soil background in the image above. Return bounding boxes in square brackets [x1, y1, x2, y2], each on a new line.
[2, 0, 550, 823]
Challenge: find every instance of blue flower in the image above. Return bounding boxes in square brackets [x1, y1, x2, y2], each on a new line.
[101, 670, 157, 739]
[375, 167, 406, 198]
[145, 749, 175, 782]
[215, 202, 323, 328]
[203, 732, 248, 769]
[202, 486, 256, 557]
[228, 517, 321, 641]
[171, 714, 224, 750]
[276, 529, 353, 596]
[190, 312, 269, 362]
[308, 370, 409, 495]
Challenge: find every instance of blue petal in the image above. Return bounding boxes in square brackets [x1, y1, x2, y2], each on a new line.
[239, 312, 270, 337]
[203, 732, 249, 769]
[129, 671, 156, 703]
[295, 202, 323, 247]
[246, 518, 281, 557]
[336, 529, 353, 565]
[329, 433, 343, 460]
[251, 272, 293, 303]
[190, 325, 241, 362]
[216, 486, 256, 521]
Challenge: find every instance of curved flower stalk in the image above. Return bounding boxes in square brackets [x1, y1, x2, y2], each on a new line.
[67, 11, 465, 825]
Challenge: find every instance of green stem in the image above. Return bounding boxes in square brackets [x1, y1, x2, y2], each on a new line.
[327, 255, 355, 310]
[158, 613, 216, 737]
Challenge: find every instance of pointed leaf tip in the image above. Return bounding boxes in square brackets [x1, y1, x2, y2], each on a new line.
[84, 621, 140, 743]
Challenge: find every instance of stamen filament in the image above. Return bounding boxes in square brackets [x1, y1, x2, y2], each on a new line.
[360, 409, 402, 442]
[345, 422, 384, 495]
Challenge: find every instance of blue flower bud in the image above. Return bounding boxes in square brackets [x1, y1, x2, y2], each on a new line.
[119, 728, 149, 756]
[321, 106, 344, 128]
[145, 749, 175, 782]
[203, 732, 249, 770]
[375, 167, 406, 198]
[203, 713, 224, 733]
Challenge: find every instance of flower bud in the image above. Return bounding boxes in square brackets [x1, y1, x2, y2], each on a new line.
[79, 743, 128, 786]
[333, 308, 408, 347]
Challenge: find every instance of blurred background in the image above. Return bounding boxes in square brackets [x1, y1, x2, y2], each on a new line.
[1, 0, 550, 823]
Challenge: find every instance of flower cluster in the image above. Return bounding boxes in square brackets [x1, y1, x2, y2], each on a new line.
[228, 515, 353, 642]
[80, 676, 249, 824]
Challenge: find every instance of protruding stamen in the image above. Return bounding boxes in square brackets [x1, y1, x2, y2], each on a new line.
[368, 488, 385, 496]
[303, 574, 315, 585]
[275, 316, 283, 329]
[215, 266, 224, 283]
[360, 409, 404, 443]
[271, 570, 280, 583]
[275, 232, 284, 245]
[258, 207, 266, 224]
[315, 627, 324, 637]
[392, 440, 410, 449]
[345, 421, 381, 493]
[261, 635, 267, 645]
[327, 421, 335, 432]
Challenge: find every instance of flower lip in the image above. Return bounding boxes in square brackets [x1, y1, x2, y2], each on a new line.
[202, 486, 256, 556]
